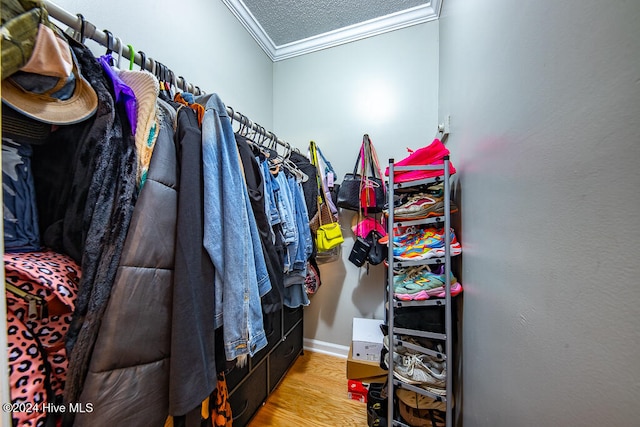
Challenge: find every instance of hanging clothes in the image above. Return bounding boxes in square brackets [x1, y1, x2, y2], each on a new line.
[117, 68, 160, 189]
[282, 173, 312, 308]
[25, 38, 139, 411]
[289, 150, 319, 220]
[169, 102, 218, 417]
[198, 93, 270, 362]
[97, 53, 137, 135]
[236, 133, 284, 314]
[2, 137, 41, 252]
[255, 150, 316, 307]
[74, 99, 177, 426]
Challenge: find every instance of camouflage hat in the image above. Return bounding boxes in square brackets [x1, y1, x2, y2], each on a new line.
[1, 1, 98, 124]
[1, 0, 48, 79]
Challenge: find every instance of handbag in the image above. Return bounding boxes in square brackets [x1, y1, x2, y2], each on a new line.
[348, 236, 371, 267]
[310, 199, 336, 235]
[365, 230, 386, 265]
[310, 142, 344, 252]
[304, 260, 321, 295]
[348, 229, 386, 267]
[352, 215, 386, 239]
[310, 141, 340, 235]
[337, 134, 386, 212]
[316, 217, 344, 252]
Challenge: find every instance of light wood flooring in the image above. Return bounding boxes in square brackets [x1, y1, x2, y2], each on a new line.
[247, 351, 369, 427]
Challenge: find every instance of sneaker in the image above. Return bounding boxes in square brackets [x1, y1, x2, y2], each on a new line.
[383, 337, 447, 389]
[398, 401, 446, 427]
[367, 406, 387, 427]
[392, 352, 447, 390]
[393, 266, 458, 301]
[396, 388, 448, 411]
[395, 336, 445, 362]
[377, 224, 421, 245]
[393, 193, 459, 220]
[422, 281, 464, 299]
[367, 384, 387, 420]
[393, 228, 461, 261]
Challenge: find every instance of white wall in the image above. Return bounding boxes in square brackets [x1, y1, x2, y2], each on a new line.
[273, 22, 440, 351]
[50, 0, 274, 127]
[439, 0, 640, 425]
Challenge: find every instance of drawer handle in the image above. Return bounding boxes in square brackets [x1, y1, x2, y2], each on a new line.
[283, 345, 296, 358]
[232, 400, 249, 420]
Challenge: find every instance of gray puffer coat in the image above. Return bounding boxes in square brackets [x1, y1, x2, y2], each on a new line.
[74, 100, 177, 426]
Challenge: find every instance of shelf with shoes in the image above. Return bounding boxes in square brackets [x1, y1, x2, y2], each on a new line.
[382, 154, 461, 427]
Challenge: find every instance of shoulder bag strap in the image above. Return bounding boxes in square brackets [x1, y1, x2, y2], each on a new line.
[309, 140, 325, 206]
[352, 138, 366, 175]
[366, 135, 386, 192]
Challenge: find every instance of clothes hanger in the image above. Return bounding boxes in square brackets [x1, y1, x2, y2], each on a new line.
[115, 37, 123, 69]
[156, 62, 166, 92]
[76, 14, 86, 43]
[149, 57, 157, 77]
[138, 51, 147, 72]
[178, 76, 188, 94]
[248, 125, 272, 159]
[268, 136, 282, 175]
[127, 44, 135, 70]
[256, 125, 266, 145]
[245, 117, 259, 142]
[103, 29, 115, 66]
[282, 142, 308, 182]
[228, 106, 236, 132]
[170, 70, 179, 97]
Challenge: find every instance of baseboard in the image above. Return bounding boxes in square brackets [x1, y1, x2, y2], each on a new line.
[303, 338, 350, 359]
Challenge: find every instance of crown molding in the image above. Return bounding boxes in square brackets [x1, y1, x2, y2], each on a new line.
[222, 0, 442, 62]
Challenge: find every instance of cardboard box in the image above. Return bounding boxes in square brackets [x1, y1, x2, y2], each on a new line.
[346, 345, 387, 384]
[352, 318, 384, 362]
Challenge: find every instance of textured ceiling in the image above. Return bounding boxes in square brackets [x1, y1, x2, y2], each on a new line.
[222, 0, 441, 60]
[242, 0, 429, 46]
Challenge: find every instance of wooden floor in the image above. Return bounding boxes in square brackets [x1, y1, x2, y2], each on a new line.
[247, 351, 369, 427]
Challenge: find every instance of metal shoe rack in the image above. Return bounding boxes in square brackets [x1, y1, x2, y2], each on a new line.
[386, 156, 455, 427]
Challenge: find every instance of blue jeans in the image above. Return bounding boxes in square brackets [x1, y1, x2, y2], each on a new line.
[275, 171, 297, 248]
[283, 176, 312, 308]
[289, 176, 313, 272]
[260, 158, 280, 228]
[200, 93, 270, 360]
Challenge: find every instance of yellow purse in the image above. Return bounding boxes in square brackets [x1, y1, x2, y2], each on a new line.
[316, 220, 344, 252]
[310, 141, 344, 252]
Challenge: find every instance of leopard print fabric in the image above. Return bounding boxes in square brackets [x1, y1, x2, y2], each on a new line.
[5, 250, 80, 427]
[211, 372, 232, 427]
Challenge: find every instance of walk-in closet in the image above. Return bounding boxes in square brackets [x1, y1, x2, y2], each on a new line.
[2, 0, 638, 426]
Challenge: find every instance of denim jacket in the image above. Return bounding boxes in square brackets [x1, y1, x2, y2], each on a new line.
[200, 93, 270, 360]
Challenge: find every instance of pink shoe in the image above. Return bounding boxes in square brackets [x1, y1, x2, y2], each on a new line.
[426, 282, 463, 298]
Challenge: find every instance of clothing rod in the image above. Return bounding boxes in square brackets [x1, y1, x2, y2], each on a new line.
[43, 0, 290, 150]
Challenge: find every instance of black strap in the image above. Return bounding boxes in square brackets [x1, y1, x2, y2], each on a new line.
[351, 138, 365, 175]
